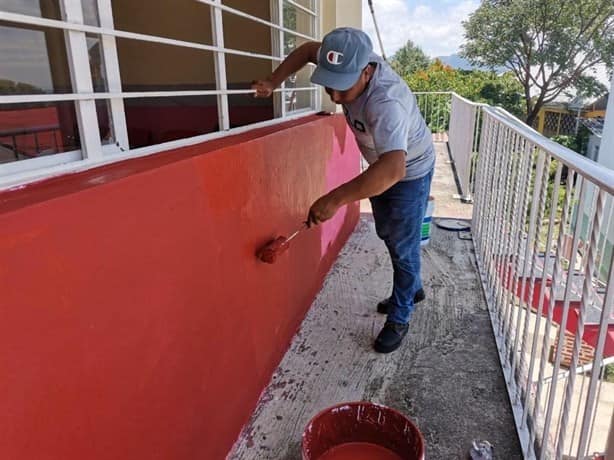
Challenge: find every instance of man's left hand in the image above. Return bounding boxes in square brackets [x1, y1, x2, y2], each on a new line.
[307, 192, 342, 227]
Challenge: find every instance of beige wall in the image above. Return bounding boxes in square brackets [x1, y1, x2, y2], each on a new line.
[320, 0, 363, 36]
[318, 0, 363, 112]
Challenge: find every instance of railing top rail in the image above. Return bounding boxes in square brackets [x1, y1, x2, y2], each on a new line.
[412, 91, 487, 107]
[484, 105, 614, 194]
[451, 92, 488, 108]
[412, 91, 453, 96]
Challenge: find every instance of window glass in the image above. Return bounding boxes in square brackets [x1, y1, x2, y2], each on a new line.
[222, 0, 272, 21]
[124, 96, 218, 149]
[96, 100, 114, 145]
[223, 11, 273, 56]
[0, 102, 81, 164]
[0, 21, 73, 94]
[284, 66, 313, 112]
[87, 34, 108, 92]
[0, 0, 61, 20]
[288, 0, 314, 10]
[226, 54, 275, 127]
[111, 0, 213, 45]
[283, 3, 314, 37]
[81, 0, 100, 26]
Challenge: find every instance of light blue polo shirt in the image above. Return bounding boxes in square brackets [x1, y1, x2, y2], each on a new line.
[342, 53, 435, 181]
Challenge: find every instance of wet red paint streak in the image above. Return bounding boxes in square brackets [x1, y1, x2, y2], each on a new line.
[318, 442, 403, 460]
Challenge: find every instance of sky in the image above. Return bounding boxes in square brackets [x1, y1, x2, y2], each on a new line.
[361, 0, 611, 88]
[361, 0, 480, 58]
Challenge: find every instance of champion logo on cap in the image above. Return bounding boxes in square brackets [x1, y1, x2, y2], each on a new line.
[326, 50, 344, 65]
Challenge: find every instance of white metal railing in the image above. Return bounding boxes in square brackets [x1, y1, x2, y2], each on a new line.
[472, 104, 614, 459]
[449, 93, 484, 202]
[414, 91, 483, 202]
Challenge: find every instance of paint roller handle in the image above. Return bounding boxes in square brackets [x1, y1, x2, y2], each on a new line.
[285, 222, 309, 243]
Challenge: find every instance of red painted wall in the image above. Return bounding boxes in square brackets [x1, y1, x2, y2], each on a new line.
[0, 115, 360, 460]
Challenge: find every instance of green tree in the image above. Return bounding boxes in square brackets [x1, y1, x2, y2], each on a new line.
[390, 40, 431, 78]
[461, 0, 614, 127]
[406, 60, 525, 117]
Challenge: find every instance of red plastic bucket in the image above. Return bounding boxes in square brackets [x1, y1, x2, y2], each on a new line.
[301, 401, 425, 460]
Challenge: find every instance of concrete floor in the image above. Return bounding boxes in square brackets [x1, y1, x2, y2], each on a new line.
[229, 143, 522, 459]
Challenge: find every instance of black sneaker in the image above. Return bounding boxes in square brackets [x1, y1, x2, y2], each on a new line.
[374, 321, 409, 353]
[376, 289, 426, 314]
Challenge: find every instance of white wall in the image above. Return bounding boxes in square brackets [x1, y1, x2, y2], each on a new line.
[599, 75, 614, 170]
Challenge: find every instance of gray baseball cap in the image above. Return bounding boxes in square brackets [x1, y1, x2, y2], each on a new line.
[310, 27, 373, 91]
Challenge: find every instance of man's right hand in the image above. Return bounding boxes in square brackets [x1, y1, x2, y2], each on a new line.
[251, 79, 275, 98]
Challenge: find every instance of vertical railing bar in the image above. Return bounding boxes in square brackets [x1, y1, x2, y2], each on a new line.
[542, 175, 590, 458]
[495, 131, 521, 337]
[480, 120, 499, 296]
[470, 106, 482, 196]
[522, 161, 563, 432]
[427, 93, 432, 132]
[484, 124, 507, 309]
[510, 142, 542, 358]
[532, 169, 579, 457]
[556, 189, 604, 459]
[505, 140, 534, 350]
[568, 367, 588, 456]
[515, 153, 552, 404]
[473, 110, 492, 249]
[493, 127, 521, 332]
[585, 363, 606, 455]
[576, 205, 614, 455]
[511, 150, 546, 388]
[500, 134, 524, 338]
[596, 195, 613, 281]
[436, 93, 441, 133]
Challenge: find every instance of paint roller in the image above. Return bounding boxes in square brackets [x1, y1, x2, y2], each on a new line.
[257, 222, 308, 264]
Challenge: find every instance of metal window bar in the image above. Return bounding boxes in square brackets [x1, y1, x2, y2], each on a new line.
[60, 0, 101, 160]
[285, 0, 317, 17]
[0, 11, 285, 62]
[0, 87, 318, 105]
[210, 0, 229, 131]
[97, 0, 129, 151]
[0, 3, 319, 187]
[196, 0, 316, 41]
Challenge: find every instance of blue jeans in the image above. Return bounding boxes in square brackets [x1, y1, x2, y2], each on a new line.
[369, 168, 433, 324]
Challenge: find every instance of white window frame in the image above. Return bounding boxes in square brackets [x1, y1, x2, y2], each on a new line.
[0, 0, 321, 190]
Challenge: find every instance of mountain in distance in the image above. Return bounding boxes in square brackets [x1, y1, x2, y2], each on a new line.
[436, 54, 507, 73]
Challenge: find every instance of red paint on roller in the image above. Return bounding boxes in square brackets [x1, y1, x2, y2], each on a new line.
[318, 442, 403, 460]
[302, 402, 425, 460]
[257, 236, 290, 263]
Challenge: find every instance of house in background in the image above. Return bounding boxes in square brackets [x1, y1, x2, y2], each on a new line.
[534, 92, 609, 139]
[582, 116, 604, 162]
